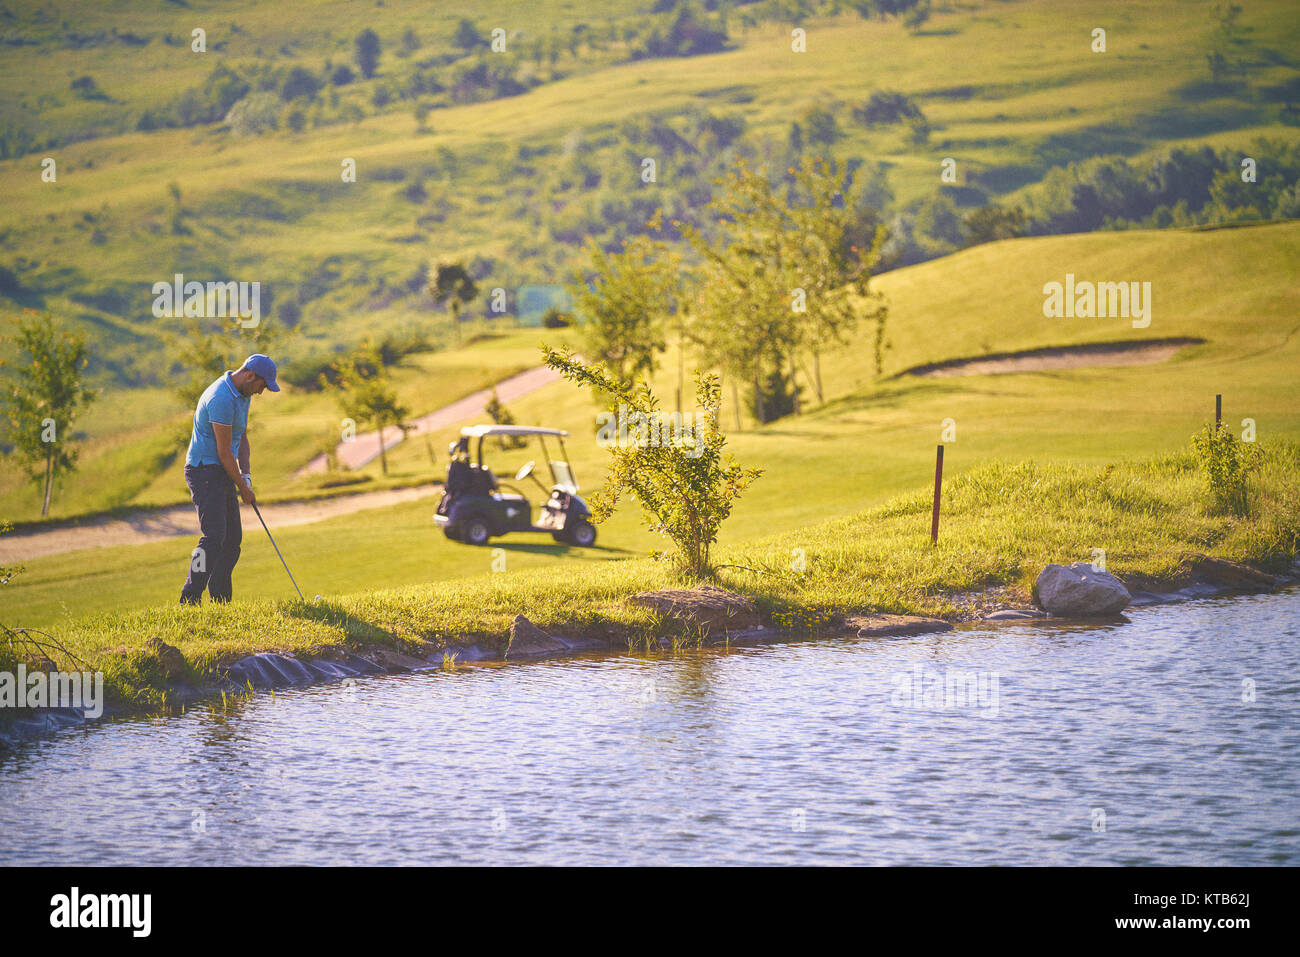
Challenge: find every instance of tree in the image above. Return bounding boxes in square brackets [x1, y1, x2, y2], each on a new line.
[903, 0, 932, 33]
[679, 158, 889, 421]
[326, 344, 411, 475]
[783, 156, 889, 405]
[429, 262, 479, 344]
[453, 19, 485, 53]
[0, 520, 22, 586]
[0, 311, 97, 516]
[281, 66, 322, 102]
[542, 346, 760, 579]
[568, 232, 677, 398]
[484, 391, 527, 450]
[355, 29, 381, 79]
[803, 106, 839, 146]
[914, 191, 964, 249]
[963, 204, 1027, 245]
[852, 89, 924, 127]
[169, 317, 287, 414]
[664, 6, 728, 56]
[1207, 3, 1244, 84]
[677, 163, 796, 425]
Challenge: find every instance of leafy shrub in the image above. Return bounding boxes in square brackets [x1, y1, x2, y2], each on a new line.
[543, 347, 761, 578]
[0, 263, 22, 295]
[541, 307, 572, 328]
[853, 90, 924, 126]
[70, 75, 108, 100]
[280, 66, 322, 102]
[1191, 425, 1254, 516]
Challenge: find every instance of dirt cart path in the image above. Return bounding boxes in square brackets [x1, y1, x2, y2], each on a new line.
[2, 363, 568, 563]
[296, 365, 562, 476]
[0, 484, 443, 563]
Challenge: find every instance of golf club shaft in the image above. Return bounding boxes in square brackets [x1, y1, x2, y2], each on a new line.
[251, 502, 304, 601]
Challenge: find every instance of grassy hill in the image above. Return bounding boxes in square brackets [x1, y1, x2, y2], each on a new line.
[1, 0, 1296, 386]
[5, 220, 1297, 626]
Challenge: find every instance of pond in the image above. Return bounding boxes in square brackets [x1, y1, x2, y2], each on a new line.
[2, 589, 1297, 865]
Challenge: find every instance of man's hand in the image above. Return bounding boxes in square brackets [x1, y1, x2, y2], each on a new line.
[239, 479, 256, 507]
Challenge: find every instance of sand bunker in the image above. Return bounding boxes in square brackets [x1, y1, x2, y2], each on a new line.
[903, 337, 1204, 378]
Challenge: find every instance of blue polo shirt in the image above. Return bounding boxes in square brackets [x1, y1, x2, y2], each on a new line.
[186, 372, 250, 467]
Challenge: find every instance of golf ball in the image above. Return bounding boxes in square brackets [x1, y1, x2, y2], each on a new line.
[314, 594, 322, 601]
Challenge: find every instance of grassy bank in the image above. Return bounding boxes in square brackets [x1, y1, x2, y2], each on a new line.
[7, 437, 1297, 717]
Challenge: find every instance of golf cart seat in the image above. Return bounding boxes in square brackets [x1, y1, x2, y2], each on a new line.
[446, 457, 472, 496]
[468, 464, 497, 495]
[445, 459, 498, 498]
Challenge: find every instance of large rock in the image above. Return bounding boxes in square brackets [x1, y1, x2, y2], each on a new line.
[627, 584, 760, 637]
[505, 615, 569, 658]
[1188, 555, 1277, 590]
[1035, 563, 1131, 617]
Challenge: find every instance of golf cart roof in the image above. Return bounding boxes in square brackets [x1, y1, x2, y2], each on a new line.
[460, 425, 569, 438]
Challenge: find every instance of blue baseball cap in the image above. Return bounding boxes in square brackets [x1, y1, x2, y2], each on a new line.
[241, 354, 280, 391]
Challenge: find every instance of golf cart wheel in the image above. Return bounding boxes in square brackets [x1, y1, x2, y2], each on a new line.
[464, 517, 492, 546]
[442, 525, 462, 541]
[551, 531, 567, 543]
[570, 520, 597, 548]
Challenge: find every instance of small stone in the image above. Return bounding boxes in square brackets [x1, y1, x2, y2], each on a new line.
[146, 637, 189, 680]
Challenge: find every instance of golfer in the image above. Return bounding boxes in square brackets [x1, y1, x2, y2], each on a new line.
[180, 354, 279, 605]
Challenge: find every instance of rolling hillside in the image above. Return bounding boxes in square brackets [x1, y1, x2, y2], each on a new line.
[1, 0, 1297, 385]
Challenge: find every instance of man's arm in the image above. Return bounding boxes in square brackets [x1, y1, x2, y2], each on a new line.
[212, 422, 255, 505]
[238, 432, 250, 475]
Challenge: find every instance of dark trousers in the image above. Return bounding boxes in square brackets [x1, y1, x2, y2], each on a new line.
[181, 464, 242, 604]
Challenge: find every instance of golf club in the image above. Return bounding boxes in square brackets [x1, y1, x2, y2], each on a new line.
[251, 501, 304, 601]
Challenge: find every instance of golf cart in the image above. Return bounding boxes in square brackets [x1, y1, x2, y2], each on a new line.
[434, 425, 597, 547]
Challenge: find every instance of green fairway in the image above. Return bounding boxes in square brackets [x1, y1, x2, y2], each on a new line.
[5, 221, 1297, 627]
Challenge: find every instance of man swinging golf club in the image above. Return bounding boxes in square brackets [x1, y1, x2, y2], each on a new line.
[180, 354, 279, 605]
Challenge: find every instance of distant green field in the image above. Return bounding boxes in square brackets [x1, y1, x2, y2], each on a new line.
[6, 221, 1297, 626]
